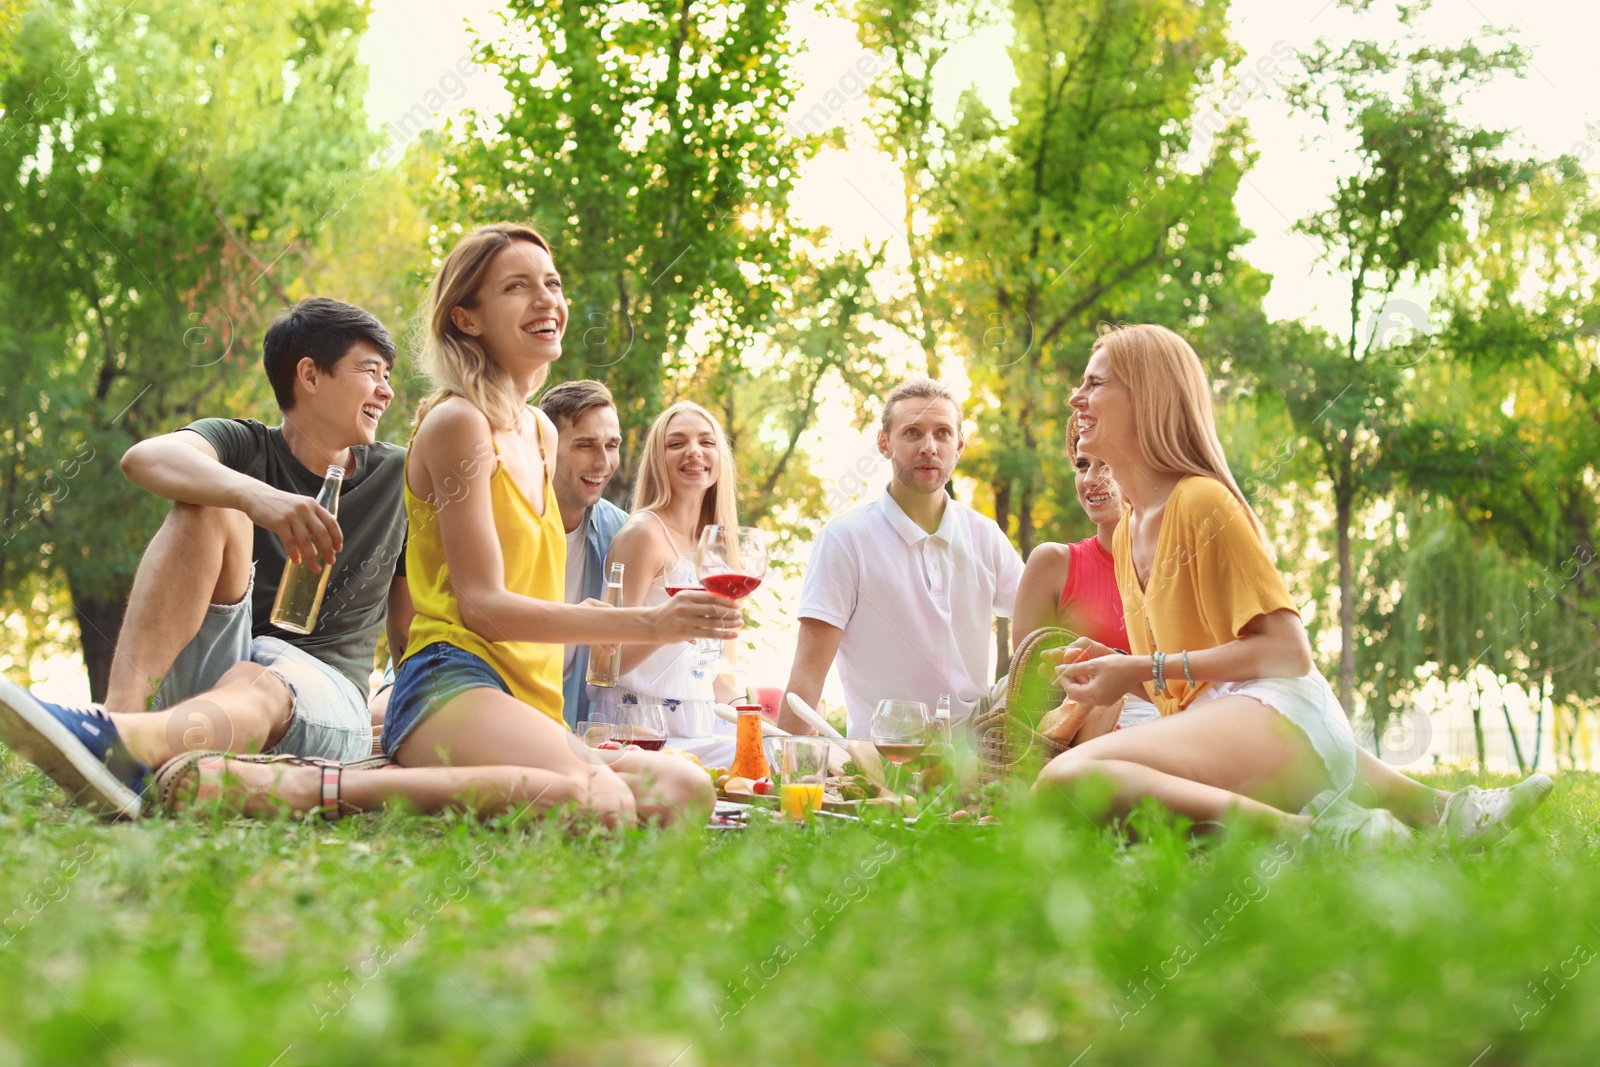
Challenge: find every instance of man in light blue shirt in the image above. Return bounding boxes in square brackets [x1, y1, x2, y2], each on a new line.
[538, 380, 628, 726]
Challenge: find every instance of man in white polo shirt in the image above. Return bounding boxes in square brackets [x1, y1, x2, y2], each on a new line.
[778, 378, 1023, 739]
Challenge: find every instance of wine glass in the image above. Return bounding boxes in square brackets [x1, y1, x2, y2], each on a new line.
[695, 525, 768, 601]
[614, 703, 667, 751]
[664, 555, 720, 656]
[871, 699, 930, 794]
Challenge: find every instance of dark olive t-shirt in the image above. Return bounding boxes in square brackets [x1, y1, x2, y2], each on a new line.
[183, 418, 407, 695]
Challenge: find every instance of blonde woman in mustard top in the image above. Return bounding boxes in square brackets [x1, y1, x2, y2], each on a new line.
[162, 225, 740, 825]
[1034, 324, 1551, 849]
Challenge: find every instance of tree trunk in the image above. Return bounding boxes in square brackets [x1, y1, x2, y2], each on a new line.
[68, 581, 128, 704]
[1018, 486, 1035, 563]
[1470, 686, 1486, 774]
[1498, 683, 1527, 775]
[993, 478, 1012, 678]
[1335, 477, 1356, 718]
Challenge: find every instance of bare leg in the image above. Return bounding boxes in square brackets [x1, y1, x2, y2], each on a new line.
[368, 686, 391, 730]
[104, 503, 254, 714]
[177, 760, 602, 823]
[397, 686, 712, 827]
[1035, 696, 1333, 834]
[1352, 748, 1447, 829]
[110, 660, 294, 767]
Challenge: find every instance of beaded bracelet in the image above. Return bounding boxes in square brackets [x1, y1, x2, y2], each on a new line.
[1153, 650, 1166, 693]
[1182, 650, 1194, 687]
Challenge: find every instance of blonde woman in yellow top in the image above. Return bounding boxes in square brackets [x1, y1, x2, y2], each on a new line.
[1035, 324, 1550, 848]
[160, 224, 738, 825]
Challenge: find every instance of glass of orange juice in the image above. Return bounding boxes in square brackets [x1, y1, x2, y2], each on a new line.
[781, 737, 829, 821]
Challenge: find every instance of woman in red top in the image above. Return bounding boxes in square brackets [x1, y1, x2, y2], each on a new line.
[1014, 414, 1159, 744]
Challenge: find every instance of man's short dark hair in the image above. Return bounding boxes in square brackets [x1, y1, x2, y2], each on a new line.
[263, 298, 396, 412]
[538, 379, 616, 430]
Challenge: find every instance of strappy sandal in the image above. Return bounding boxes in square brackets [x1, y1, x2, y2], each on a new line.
[154, 751, 350, 820]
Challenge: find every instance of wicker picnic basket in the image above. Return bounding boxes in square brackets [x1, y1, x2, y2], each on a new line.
[970, 625, 1081, 782]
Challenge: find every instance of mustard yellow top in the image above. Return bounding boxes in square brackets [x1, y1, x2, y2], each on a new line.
[402, 429, 567, 724]
[1114, 475, 1296, 716]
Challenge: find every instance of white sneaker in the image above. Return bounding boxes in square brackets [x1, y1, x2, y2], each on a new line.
[1440, 774, 1554, 847]
[1303, 790, 1415, 854]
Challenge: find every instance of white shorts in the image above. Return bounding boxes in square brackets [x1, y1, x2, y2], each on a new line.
[1116, 696, 1161, 730]
[1191, 670, 1358, 792]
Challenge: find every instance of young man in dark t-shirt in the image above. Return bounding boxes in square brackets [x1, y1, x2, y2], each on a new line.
[0, 298, 410, 817]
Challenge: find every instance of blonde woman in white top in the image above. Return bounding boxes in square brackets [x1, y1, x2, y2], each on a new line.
[591, 401, 742, 764]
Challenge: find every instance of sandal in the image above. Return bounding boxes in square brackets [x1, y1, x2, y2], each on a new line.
[153, 751, 347, 820]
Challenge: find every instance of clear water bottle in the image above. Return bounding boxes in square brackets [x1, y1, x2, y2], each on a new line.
[585, 562, 625, 688]
[269, 465, 344, 634]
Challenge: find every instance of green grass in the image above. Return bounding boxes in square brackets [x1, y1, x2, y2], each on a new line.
[3, 751, 1598, 1066]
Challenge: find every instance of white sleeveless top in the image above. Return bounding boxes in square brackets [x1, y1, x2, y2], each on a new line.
[586, 511, 736, 765]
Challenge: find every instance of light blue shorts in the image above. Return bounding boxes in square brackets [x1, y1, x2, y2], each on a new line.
[148, 566, 373, 763]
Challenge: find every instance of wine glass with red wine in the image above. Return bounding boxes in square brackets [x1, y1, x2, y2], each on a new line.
[694, 525, 768, 602]
[664, 556, 720, 655]
[614, 703, 668, 751]
[871, 699, 931, 794]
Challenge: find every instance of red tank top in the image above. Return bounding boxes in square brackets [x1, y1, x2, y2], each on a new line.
[1057, 536, 1130, 651]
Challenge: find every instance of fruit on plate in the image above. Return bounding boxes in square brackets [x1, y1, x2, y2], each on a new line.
[724, 776, 755, 794]
[751, 778, 774, 796]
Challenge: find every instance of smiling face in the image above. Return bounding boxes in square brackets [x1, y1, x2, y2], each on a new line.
[551, 403, 622, 515]
[661, 410, 720, 498]
[1073, 452, 1122, 525]
[1068, 349, 1139, 467]
[450, 239, 568, 377]
[878, 396, 964, 495]
[300, 340, 393, 447]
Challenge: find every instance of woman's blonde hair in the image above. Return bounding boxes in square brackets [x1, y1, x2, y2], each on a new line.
[415, 222, 554, 433]
[632, 401, 739, 539]
[1092, 323, 1269, 548]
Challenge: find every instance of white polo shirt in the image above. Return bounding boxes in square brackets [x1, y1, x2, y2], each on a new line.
[798, 489, 1023, 738]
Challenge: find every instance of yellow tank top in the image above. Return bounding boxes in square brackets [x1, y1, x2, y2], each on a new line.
[401, 423, 567, 724]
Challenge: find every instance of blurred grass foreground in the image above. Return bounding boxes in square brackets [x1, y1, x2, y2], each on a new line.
[3, 753, 1598, 1066]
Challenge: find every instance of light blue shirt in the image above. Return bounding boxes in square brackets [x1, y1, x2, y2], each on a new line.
[562, 498, 628, 726]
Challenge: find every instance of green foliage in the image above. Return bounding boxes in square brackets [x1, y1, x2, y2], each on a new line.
[1242, 0, 1539, 716]
[2, 760, 1597, 1063]
[869, 0, 1264, 556]
[0, 0, 390, 689]
[439, 0, 815, 487]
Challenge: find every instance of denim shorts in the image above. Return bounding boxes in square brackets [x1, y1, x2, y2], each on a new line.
[382, 642, 512, 758]
[150, 566, 373, 763]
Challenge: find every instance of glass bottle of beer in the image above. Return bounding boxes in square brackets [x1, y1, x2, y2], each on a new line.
[269, 465, 344, 635]
[585, 562, 626, 688]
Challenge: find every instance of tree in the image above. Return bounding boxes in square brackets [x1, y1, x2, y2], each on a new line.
[440, 0, 815, 495]
[1269, 0, 1533, 715]
[0, 0, 385, 696]
[860, 0, 1265, 667]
